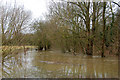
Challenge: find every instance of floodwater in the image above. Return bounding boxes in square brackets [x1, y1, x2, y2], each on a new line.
[2, 49, 118, 78]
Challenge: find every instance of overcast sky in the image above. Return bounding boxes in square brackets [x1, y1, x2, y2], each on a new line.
[1, 0, 119, 20]
[1, 0, 50, 20]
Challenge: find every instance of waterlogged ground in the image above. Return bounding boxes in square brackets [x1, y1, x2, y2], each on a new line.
[2, 49, 118, 78]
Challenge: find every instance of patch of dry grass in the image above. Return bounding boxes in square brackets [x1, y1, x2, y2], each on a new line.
[1, 46, 36, 54]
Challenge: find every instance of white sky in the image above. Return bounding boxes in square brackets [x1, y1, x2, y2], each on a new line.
[0, 0, 119, 20]
[1, 0, 50, 20]
[21, 0, 49, 19]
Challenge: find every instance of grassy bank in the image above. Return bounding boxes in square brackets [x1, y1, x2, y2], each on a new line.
[2, 46, 36, 53]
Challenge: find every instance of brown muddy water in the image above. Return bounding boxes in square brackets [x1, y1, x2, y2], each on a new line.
[2, 49, 118, 78]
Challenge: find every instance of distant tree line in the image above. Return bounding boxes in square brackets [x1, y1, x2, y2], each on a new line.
[30, 1, 120, 57]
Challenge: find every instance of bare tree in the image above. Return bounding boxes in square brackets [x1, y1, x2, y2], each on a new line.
[0, 3, 31, 46]
[0, 2, 32, 77]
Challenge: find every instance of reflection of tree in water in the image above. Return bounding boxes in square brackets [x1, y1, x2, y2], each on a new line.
[2, 49, 118, 78]
[2, 53, 24, 77]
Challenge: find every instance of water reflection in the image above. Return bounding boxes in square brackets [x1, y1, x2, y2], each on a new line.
[2, 49, 118, 78]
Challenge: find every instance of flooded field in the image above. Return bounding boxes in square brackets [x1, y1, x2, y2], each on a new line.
[2, 49, 118, 78]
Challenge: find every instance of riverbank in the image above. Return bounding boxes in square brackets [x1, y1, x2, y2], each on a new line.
[1, 46, 118, 58]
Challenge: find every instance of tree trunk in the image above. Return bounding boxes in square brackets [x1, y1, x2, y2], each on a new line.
[101, 2, 106, 57]
[118, 9, 120, 56]
[86, 2, 92, 55]
[112, 1, 120, 56]
[118, 24, 120, 56]
[91, 2, 96, 56]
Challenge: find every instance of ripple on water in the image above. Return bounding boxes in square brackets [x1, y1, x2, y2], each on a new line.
[2, 50, 118, 78]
